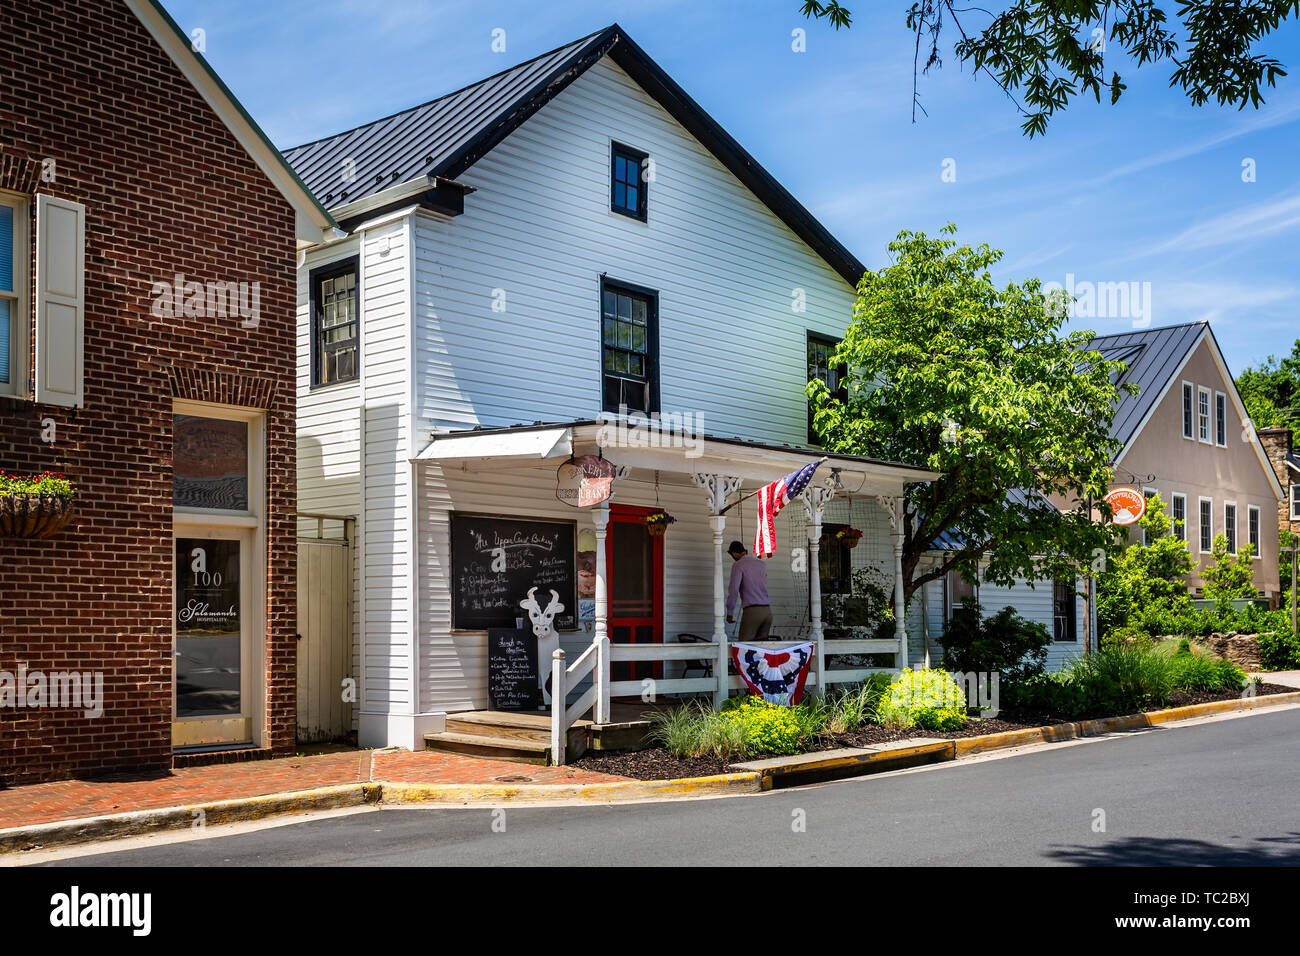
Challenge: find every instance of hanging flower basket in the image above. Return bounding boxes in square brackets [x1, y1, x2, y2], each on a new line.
[835, 527, 864, 549]
[0, 472, 76, 539]
[644, 510, 676, 537]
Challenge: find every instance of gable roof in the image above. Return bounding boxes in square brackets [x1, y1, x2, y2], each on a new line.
[282, 24, 867, 285]
[1089, 321, 1285, 500]
[1085, 321, 1208, 451]
[124, 0, 338, 247]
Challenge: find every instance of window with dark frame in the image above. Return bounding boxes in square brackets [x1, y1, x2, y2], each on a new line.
[311, 258, 359, 386]
[601, 280, 657, 415]
[610, 143, 648, 221]
[1200, 498, 1213, 553]
[1182, 383, 1194, 439]
[816, 523, 853, 597]
[1053, 577, 1077, 642]
[1249, 506, 1260, 556]
[1225, 503, 1237, 552]
[1215, 392, 1227, 446]
[1172, 493, 1186, 542]
[807, 333, 846, 444]
[1142, 488, 1158, 546]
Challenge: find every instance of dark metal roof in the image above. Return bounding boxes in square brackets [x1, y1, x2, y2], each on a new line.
[1085, 321, 1209, 452]
[282, 24, 867, 285]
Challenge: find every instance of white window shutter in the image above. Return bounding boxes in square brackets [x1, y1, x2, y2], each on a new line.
[35, 194, 85, 407]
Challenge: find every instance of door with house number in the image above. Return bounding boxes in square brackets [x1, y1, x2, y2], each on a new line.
[607, 505, 664, 686]
[171, 405, 264, 749]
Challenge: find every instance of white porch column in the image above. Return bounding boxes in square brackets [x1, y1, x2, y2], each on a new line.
[593, 500, 610, 722]
[889, 496, 909, 670]
[803, 484, 834, 693]
[709, 514, 727, 708]
[693, 473, 743, 710]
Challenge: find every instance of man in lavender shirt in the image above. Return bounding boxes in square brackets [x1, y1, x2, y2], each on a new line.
[725, 541, 771, 640]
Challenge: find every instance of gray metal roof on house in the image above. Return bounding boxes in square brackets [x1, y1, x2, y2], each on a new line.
[1085, 321, 1209, 452]
[281, 24, 867, 285]
[283, 29, 604, 209]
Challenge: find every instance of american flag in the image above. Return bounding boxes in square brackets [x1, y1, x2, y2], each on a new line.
[753, 460, 822, 558]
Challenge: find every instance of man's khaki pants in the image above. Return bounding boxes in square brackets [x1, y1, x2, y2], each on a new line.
[738, 604, 773, 641]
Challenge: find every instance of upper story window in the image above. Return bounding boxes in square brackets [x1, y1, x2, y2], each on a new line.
[1214, 391, 1227, 446]
[601, 279, 657, 415]
[1292, 484, 1300, 521]
[1197, 387, 1211, 443]
[807, 333, 846, 444]
[0, 192, 30, 396]
[1182, 382, 1194, 439]
[310, 258, 359, 387]
[610, 143, 648, 221]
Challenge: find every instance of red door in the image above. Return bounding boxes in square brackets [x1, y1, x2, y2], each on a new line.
[607, 505, 664, 685]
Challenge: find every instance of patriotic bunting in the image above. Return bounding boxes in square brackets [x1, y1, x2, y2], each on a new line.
[730, 641, 815, 705]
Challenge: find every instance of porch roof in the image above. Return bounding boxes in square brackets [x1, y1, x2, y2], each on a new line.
[414, 420, 937, 491]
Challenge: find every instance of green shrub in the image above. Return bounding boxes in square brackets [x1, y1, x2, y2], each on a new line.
[1004, 670, 1090, 717]
[1257, 630, 1300, 671]
[941, 602, 1050, 684]
[717, 695, 804, 755]
[1102, 623, 1153, 650]
[876, 668, 967, 730]
[1068, 644, 1173, 714]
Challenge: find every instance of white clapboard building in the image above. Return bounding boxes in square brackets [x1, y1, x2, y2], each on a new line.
[281, 24, 1001, 759]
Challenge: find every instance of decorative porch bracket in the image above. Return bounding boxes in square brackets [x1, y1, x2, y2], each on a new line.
[802, 481, 836, 691]
[877, 495, 909, 670]
[692, 472, 743, 709]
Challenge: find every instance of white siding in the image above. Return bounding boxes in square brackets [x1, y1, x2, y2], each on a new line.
[920, 567, 1087, 673]
[358, 218, 416, 713]
[412, 56, 856, 444]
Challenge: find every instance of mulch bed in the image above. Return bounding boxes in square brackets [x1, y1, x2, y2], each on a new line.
[571, 684, 1298, 781]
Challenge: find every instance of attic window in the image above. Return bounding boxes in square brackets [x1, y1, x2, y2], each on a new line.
[611, 142, 648, 221]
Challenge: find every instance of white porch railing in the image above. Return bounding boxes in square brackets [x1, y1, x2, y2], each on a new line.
[549, 636, 609, 766]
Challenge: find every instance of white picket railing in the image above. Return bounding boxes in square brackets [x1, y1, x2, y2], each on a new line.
[549, 636, 608, 766]
[549, 635, 903, 764]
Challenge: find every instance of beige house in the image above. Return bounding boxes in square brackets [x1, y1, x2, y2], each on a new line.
[1091, 322, 1286, 605]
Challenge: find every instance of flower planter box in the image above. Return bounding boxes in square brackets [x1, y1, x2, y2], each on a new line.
[0, 493, 76, 539]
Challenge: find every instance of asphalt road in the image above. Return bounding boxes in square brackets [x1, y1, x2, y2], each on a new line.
[41, 707, 1300, 867]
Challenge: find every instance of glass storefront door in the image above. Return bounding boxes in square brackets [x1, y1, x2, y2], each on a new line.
[171, 403, 264, 750]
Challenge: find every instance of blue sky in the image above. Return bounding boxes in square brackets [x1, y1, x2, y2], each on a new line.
[165, 0, 1300, 374]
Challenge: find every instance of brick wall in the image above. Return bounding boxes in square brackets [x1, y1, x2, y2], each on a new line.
[0, 0, 297, 784]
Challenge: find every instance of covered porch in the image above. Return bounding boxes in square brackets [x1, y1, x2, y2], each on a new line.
[414, 419, 936, 764]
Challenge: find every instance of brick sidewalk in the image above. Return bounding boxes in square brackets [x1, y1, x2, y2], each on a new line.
[0, 750, 629, 830]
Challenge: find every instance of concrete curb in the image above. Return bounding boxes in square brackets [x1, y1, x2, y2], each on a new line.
[735, 690, 1300, 788]
[0, 783, 381, 855]
[0, 773, 761, 856]
[3, 691, 1296, 855]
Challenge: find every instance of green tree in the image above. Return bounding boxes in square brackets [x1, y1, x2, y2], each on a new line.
[1201, 533, 1259, 612]
[800, 1, 1299, 137]
[807, 224, 1131, 603]
[1236, 338, 1300, 428]
[1096, 493, 1195, 637]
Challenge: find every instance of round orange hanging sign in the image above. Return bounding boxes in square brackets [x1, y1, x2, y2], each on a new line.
[1104, 487, 1146, 526]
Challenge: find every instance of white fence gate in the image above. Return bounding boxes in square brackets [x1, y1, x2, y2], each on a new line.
[296, 522, 353, 743]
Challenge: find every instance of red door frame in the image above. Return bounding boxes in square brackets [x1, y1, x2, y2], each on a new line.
[606, 504, 664, 682]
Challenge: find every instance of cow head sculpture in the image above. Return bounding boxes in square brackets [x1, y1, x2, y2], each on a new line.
[520, 587, 564, 640]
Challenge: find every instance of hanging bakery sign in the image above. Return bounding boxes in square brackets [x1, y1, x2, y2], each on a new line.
[1103, 487, 1146, 526]
[556, 455, 617, 507]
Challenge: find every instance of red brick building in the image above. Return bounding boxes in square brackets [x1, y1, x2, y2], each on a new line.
[0, 0, 335, 784]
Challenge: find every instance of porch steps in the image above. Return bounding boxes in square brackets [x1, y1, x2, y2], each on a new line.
[424, 711, 593, 765]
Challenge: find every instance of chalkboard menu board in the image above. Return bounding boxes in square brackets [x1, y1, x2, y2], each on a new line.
[451, 514, 577, 631]
[488, 628, 540, 711]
